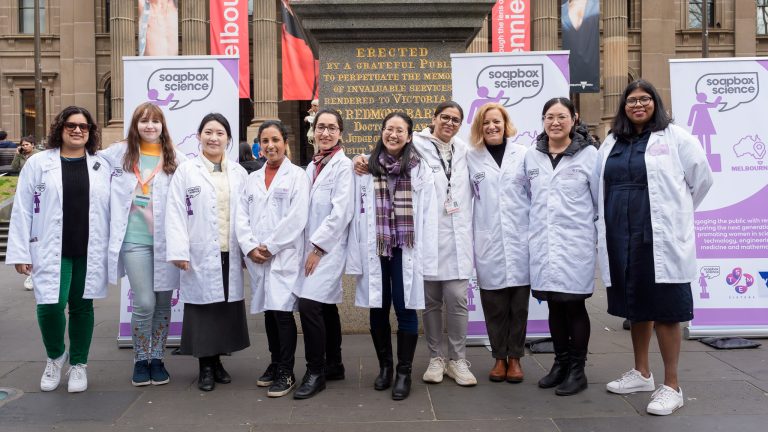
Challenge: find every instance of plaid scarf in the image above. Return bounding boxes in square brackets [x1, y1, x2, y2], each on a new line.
[374, 152, 420, 257]
[312, 144, 341, 182]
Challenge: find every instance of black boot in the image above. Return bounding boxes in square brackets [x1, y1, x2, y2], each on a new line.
[555, 350, 588, 396]
[538, 351, 569, 389]
[324, 363, 345, 381]
[392, 331, 418, 401]
[294, 369, 326, 399]
[370, 327, 393, 391]
[197, 358, 215, 392]
[213, 356, 232, 384]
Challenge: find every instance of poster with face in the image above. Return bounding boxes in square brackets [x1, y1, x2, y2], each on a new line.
[561, 0, 600, 93]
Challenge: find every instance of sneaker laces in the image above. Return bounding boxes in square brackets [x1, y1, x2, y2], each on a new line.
[651, 386, 677, 405]
[427, 357, 445, 372]
[43, 358, 56, 378]
[67, 364, 87, 380]
[452, 359, 472, 374]
[616, 369, 643, 385]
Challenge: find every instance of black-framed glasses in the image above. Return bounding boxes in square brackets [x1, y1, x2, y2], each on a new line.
[63, 122, 90, 132]
[315, 125, 340, 134]
[625, 96, 653, 107]
[438, 114, 462, 125]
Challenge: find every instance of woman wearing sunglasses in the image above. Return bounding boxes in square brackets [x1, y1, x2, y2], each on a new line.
[6, 106, 111, 393]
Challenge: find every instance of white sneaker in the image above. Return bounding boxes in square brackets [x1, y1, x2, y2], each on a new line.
[67, 364, 88, 393]
[23, 276, 33, 291]
[646, 385, 684, 415]
[445, 359, 477, 387]
[40, 352, 69, 391]
[422, 357, 445, 383]
[606, 369, 655, 394]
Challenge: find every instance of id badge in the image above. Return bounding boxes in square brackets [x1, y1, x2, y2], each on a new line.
[274, 187, 289, 199]
[134, 194, 151, 207]
[444, 197, 460, 215]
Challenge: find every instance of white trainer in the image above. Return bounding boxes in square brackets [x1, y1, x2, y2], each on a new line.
[606, 369, 655, 394]
[40, 352, 69, 391]
[23, 276, 34, 291]
[67, 364, 88, 393]
[422, 357, 446, 383]
[646, 385, 684, 416]
[446, 359, 477, 387]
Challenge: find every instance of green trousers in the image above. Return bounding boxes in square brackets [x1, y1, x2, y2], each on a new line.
[36, 256, 94, 365]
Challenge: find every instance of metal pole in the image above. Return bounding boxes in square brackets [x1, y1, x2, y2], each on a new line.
[701, 0, 709, 58]
[34, 0, 45, 143]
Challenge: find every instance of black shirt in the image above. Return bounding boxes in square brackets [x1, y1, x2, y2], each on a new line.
[486, 141, 506, 167]
[61, 156, 90, 257]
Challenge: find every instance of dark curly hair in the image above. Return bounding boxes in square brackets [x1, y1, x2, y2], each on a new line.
[47, 106, 100, 155]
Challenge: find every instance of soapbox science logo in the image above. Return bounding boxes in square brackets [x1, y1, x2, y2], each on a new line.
[146, 68, 215, 110]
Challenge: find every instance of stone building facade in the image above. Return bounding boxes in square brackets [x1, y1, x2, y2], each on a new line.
[1, 0, 767, 153]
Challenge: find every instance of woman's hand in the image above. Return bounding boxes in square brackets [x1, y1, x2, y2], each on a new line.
[304, 252, 321, 277]
[14, 264, 32, 275]
[171, 260, 189, 271]
[353, 155, 370, 176]
[257, 245, 273, 260]
[247, 247, 267, 264]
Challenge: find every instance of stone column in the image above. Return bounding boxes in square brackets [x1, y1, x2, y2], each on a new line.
[601, 0, 629, 134]
[247, 0, 279, 144]
[105, 0, 136, 145]
[59, 0, 97, 113]
[181, 0, 208, 55]
[467, 15, 489, 53]
[640, 0, 676, 106]
[734, 0, 757, 57]
[532, 0, 558, 50]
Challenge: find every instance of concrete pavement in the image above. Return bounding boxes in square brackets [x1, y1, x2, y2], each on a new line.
[0, 263, 766, 432]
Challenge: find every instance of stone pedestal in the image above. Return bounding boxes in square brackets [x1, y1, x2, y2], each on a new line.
[292, 0, 495, 155]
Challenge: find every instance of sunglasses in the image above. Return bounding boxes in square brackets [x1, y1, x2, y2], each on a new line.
[63, 122, 91, 132]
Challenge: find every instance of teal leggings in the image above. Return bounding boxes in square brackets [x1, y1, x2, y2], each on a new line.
[36, 256, 94, 365]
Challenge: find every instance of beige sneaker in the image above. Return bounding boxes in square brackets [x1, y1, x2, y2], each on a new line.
[446, 359, 477, 386]
[422, 357, 445, 383]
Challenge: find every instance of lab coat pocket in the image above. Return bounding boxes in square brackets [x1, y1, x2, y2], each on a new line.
[561, 177, 588, 200]
[274, 247, 299, 278]
[674, 210, 694, 243]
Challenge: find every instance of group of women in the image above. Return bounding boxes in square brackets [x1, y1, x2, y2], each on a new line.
[6, 79, 712, 416]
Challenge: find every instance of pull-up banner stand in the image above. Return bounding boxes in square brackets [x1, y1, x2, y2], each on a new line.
[670, 57, 768, 339]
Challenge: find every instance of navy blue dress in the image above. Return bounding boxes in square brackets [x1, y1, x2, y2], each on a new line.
[604, 132, 693, 323]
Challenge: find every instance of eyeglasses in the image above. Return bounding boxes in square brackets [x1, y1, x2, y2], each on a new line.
[543, 115, 571, 124]
[438, 114, 462, 125]
[383, 127, 408, 136]
[315, 125, 340, 134]
[63, 122, 90, 132]
[625, 96, 653, 107]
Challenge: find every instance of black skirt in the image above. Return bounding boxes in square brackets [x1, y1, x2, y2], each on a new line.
[179, 252, 251, 358]
[603, 134, 693, 323]
[532, 290, 591, 303]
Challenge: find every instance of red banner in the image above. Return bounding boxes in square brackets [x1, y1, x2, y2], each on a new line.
[281, 0, 319, 100]
[492, 0, 530, 52]
[210, 0, 250, 98]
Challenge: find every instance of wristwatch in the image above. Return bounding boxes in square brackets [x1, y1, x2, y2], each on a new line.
[312, 247, 326, 257]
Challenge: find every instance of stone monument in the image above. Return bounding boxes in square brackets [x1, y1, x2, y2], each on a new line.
[291, 0, 495, 155]
[291, 0, 494, 333]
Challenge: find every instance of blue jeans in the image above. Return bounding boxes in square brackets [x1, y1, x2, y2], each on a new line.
[370, 248, 418, 334]
[121, 242, 172, 361]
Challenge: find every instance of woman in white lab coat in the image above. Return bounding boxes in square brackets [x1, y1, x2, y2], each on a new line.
[347, 112, 438, 401]
[291, 109, 354, 399]
[102, 102, 185, 387]
[236, 120, 309, 398]
[6, 106, 110, 393]
[165, 113, 250, 392]
[600, 80, 713, 416]
[527, 97, 599, 396]
[466, 102, 530, 384]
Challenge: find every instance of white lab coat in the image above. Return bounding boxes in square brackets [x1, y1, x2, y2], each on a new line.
[5, 149, 110, 304]
[295, 150, 354, 304]
[466, 141, 530, 290]
[236, 158, 310, 313]
[165, 155, 247, 304]
[101, 142, 187, 290]
[346, 159, 438, 310]
[413, 128, 474, 281]
[595, 124, 713, 286]
[526, 140, 599, 295]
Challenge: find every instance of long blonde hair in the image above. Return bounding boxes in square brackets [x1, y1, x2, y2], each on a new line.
[469, 103, 517, 149]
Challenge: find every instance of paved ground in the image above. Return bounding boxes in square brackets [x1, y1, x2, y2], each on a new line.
[0, 264, 766, 432]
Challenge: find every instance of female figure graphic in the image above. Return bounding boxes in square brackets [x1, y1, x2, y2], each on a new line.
[687, 93, 722, 155]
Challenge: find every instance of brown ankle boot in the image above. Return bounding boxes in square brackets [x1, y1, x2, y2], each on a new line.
[489, 358, 507, 382]
[506, 357, 524, 383]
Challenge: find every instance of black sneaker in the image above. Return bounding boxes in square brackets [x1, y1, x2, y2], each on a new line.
[132, 360, 151, 386]
[149, 359, 170, 385]
[267, 369, 296, 397]
[257, 363, 278, 387]
[324, 363, 345, 381]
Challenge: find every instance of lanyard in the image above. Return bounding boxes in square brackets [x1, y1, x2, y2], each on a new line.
[133, 159, 163, 195]
[431, 142, 454, 196]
